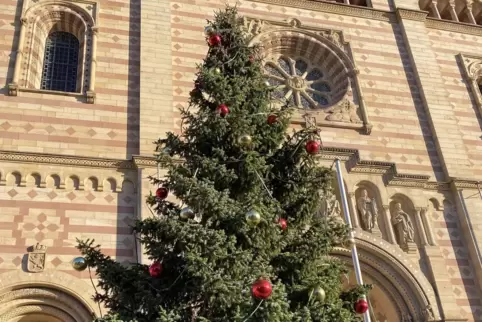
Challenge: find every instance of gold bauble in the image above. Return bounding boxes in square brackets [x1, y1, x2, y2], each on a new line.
[238, 134, 253, 148]
[214, 67, 221, 74]
[72, 256, 87, 271]
[246, 209, 261, 226]
[312, 286, 326, 302]
[180, 207, 195, 220]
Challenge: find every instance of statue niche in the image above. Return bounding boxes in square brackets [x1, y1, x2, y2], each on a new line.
[390, 201, 417, 254]
[355, 187, 382, 237]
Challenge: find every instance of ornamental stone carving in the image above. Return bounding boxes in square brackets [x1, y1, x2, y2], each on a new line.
[243, 16, 372, 134]
[27, 243, 47, 273]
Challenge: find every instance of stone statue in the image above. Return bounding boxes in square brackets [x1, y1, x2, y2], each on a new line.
[320, 194, 343, 223]
[391, 203, 415, 247]
[357, 189, 378, 232]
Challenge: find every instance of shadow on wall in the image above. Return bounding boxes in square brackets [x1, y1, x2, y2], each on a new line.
[126, 0, 141, 158]
[389, 23, 445, 182]
[2, 0, 23, 95]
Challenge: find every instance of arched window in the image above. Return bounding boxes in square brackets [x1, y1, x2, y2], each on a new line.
[40, 31, 80, 93]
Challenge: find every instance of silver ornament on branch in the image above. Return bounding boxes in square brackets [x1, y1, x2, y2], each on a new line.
[72, 256, 87, 271]
[214, 67, 221, 74]
[180, 207, 195, 220]
[245, 209, 261, 226]
[204, 26, 213, 35]
[264, 80, 271, 87]
[238, 134, 253, 148]
[311, 286, 326, 302]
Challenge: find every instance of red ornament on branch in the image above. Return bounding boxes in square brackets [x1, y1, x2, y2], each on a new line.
[249, 55, 255, 63]
[156, 187, 168, 199]
[216, 104, 229, 117]
[267, 114, 277, 125]
[252, 279, 273, 299]
[278, 218, 287, 231]
[305, 140, 320, 155]
[208, 34, 222, 46]
[149, 261, 163, 278]
[354, 296, 369, 314]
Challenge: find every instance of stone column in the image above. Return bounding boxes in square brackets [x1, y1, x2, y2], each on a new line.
[448, 0, 459, 21]
[86, 26, 98, 104]
[421, 208, 436, 246]
[430, 1, 441, 18]
[414, 207, 428, 246]
[348, 192, 360, 228]
[465, 0, 476, 24]
[382, 205, 396, 244]
[8, 17, 27, 96]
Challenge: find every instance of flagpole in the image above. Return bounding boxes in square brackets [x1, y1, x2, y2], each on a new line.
[334, 158, 371, 322]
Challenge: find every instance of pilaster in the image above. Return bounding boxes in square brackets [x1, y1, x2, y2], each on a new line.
[394, 8, 472, 179]
[140, 0, 173, 154]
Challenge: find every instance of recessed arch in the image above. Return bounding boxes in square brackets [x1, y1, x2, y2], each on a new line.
[0, 270, 99, 321]
[332, 233, 440, 321]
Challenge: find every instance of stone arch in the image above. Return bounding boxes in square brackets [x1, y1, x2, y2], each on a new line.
[333, 232, 440, 321]
[0, 270, 99, 321]
[103, 177, 117, 192]
[66, 175, 80, 190]
[84, 176, 99, 191]
[21, 1, 94, 92]
[26, 173, 41, 188]
[6, 171, 22, 186]
[46, 174, 61, 189]
[121, 179, 135, 194]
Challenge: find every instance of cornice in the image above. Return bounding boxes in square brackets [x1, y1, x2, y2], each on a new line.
[251, 0, 395, 22]
[0, 150, 135, 169]
[396, 7, 428, 22]
[426, 17, 482, 36]
[0, 149, 477, 190]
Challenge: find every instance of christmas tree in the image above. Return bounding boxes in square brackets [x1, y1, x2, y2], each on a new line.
[77, 6, 370, 322]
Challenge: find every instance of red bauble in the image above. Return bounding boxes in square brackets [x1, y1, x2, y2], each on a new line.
[216, 104, 229, 117]
[156, 187, 168, 199]
[278, 218, 287, 231]
[354, 297, 369, 314]
[149, 261, 163, 277]
[252, 279, 272, 299]
[249, 55, 255, 63]
[267, 114, 277, 124]
[305, 140, 320, 155]
[208, 34, 222, 46]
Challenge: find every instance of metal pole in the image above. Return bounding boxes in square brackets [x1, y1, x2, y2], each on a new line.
[334, 159, 371, 322]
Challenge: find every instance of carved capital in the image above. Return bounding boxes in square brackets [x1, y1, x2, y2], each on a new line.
[362, 123, 373, 135]
[8, 83, 18, 96]
[349, 67, 360, 76]
[86, 91, 96, 104]
[20, 17, 27, 25]
[91, 26, 99, 34]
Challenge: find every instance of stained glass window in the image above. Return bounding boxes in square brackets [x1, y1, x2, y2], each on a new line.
[41, 32, 80, 93]
[264, 56, 331, 109]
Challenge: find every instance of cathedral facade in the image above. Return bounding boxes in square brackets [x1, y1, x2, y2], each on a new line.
[0, 0, 482, 320]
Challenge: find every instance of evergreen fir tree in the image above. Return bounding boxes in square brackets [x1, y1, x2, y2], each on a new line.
[77, 6, 370, 322]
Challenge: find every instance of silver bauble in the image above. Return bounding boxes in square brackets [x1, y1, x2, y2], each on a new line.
[246, 209, 261, 226]
[264, 80, 271, 87]
[180, 207, 195, 220]
[238, 134, 253, 148]
[204, 26, 213, 35]
[214, 67, 221, 74]
[312, 286, 326, 302]
[72, 256, 88, 271]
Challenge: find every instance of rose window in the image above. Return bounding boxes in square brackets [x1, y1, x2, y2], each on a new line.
[265, 56, 332, 109]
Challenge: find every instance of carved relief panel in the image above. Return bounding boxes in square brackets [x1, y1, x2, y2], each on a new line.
[242, 17, 372, 134]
